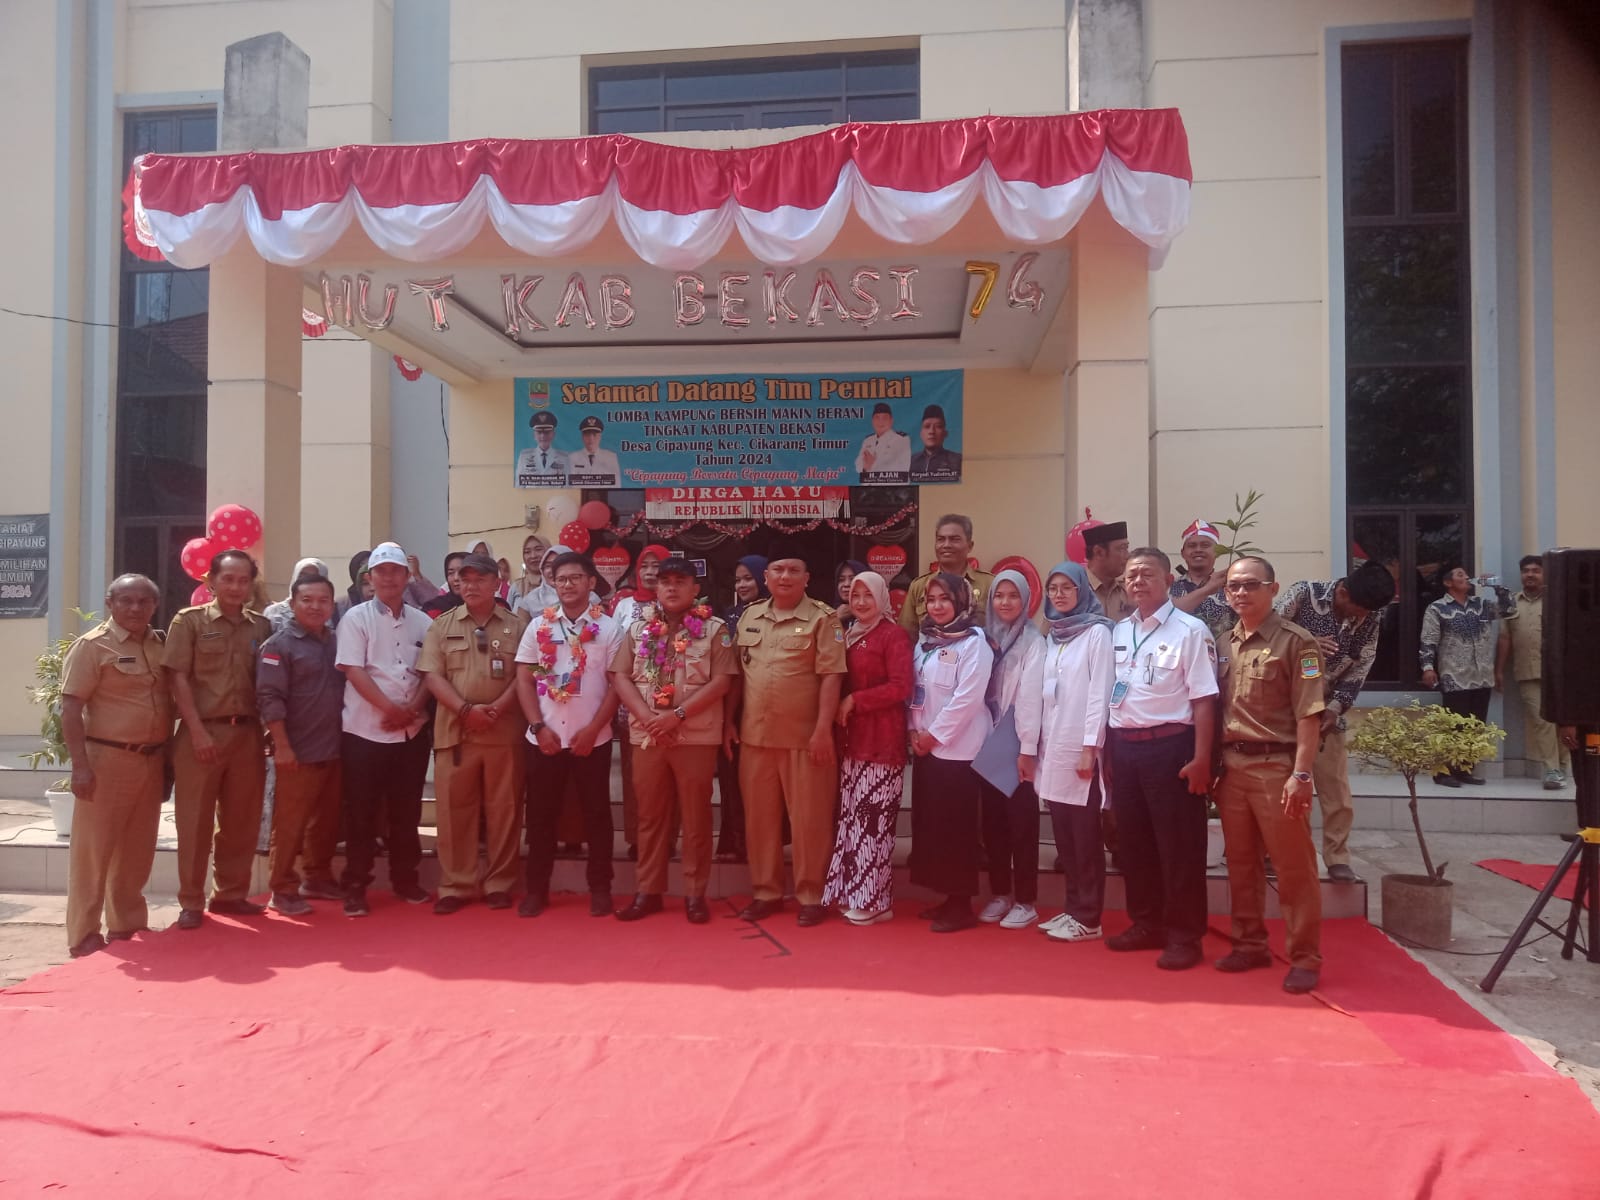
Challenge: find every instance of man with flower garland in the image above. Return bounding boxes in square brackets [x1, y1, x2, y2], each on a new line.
[609, 556, 739, 923]
[514, 552, 623, 917]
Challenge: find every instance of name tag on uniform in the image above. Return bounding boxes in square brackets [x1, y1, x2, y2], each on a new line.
[491, 655, 507, 680]
[117, 656, 138, 665]
[1109, 679, 1130, 708]
[910, 683, 926, 709]
[564, 671, 582, 697]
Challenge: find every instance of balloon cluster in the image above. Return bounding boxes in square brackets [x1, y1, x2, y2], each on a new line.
[180, 503, 265, 605]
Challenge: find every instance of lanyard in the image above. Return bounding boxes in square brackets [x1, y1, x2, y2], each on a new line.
[1127, 604, 1172, 661]
[916, 645, 940, 673]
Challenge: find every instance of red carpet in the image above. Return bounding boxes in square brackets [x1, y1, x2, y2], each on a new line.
[3, 901, 1597, 1197]
[1476, 857, 1579, 901]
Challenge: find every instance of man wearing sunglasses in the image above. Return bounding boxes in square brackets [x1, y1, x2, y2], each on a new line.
[419, 553, 530, 914]
[1214, 555, 1326, 995]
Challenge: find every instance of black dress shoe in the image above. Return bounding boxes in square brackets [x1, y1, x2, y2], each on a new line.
[517, 893, 548, 918]
[738, 898, 784, 922]
[917, 901, 949, 920]
[615, 893, 664, 922]
[485, 891, 513, 911]
[685, 896, 711, 924]
[1156, 943, 1203, 971]
[1327, 864, 1360, 883]
[1105, 924, 1165, 952]
[208, 898, 266, 917]
[589, 892, 613, 918]
[1283, 966, 1320, 994]
[1214, 948, 1274, 973]
[1460, 775, 1486, 786]
[343, 890, 370, 918]
[176, 909, 204, 931]
[1433, 773, 1462, 788]
[69, 932, 106, 958]
[931, 906, 978, 933]
[433, 895, 467, 916]
[796, 904, 826, 927]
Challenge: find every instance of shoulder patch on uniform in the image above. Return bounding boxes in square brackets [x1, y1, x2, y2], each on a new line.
[1299, 653, 1321, 679]
[261, 652, 281, 668]
[834, 628, 844, 642]
[720, 631, 732, 647]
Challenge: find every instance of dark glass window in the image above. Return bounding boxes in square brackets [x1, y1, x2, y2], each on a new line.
[1341, 40, 1470, 687]
[590, 51, 918, 134]
[116, 109, 215, 623]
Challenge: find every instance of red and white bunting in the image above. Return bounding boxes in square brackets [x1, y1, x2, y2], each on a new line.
[123, 112, 1192, 271]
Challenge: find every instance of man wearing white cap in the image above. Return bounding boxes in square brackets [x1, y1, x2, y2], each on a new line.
[1169, 519, 1236, 641]
[334, 541, 435, 916]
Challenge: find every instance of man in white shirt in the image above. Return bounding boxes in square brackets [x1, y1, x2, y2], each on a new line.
[334, 541, 435, 916]
[514, 552, 623, 917]
[854, 402, 911, 481]
[1102, 546, 1219, 970]
[567, 416, 622, 487]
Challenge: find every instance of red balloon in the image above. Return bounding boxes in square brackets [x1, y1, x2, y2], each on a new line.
[991, 556, 1044, 617]
[180, 535, 217, 582]
[578, 500, 612, 531]
[189, 584, 214, 606]
[207, 503, 264, 550]
[1065, 509, 1105, 566]
[560, 521, 591, 553]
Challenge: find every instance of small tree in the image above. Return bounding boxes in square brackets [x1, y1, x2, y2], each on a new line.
[25, 609, 95, 788]
[1348, 702, 1505, 884]
[1215, 489, 1265, 564]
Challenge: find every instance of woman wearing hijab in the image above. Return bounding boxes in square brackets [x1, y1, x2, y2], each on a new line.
[833, 558, 868, 629]
[977, 569, 1047, 929]
[821, 571, 914, 923]
[909, 572, 994, 933]
[716, 554, 769, 862]
[337, 551, 373, 621]
[263, 557, 332, 632]
[1033, 561, 1114, 944]
[515, 543, 569, 615]
[508, 534, 551, 610]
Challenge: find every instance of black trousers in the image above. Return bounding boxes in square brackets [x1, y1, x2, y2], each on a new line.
[524, 739, 615, 896]
[1107, 727, 1207, 948]
[981, 779, 1040, 902]
[910, 754, 980, 898]
[716, 742, 745, 853]
[1441, 687, 1491, 722]
[1047, 776, 1105, 927]
[340, 728, 430, 891]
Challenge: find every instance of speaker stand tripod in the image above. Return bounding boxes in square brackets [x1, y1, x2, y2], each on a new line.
[1481, 726, 1599, 992]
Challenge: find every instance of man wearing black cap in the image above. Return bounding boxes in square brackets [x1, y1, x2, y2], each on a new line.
[609, 557, 738, 923]
[417, 553, 530, 914]
[1083, 521, 1132, 622]
[516, 411, 568, 486]
[855, 402, 911, 481]
[1274, 560, 1397, 881]
[910, 404, 961, 480]
[568, 415, 621, 487]
[734, 541, 848, 926]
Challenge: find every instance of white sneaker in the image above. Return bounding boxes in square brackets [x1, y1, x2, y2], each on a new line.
[979, 895, 1013, 923]
[844, 906, 894, 925]
[1037, 912, 1072, 934]
[1000, 902, 1038, 930]
[1045, 915, 1103, 942]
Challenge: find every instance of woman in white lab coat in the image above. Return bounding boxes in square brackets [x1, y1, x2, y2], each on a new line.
[1032, 560, 1114, 944]
[908, 572, 994, 933]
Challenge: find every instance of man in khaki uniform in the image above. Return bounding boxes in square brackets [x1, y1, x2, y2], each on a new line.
[610, 557, 739, 923]
[59, 574, 173, 956]
[898, 513, 995, 633]
[733, 543, 847, 926]
[1083, 520, 1132, 623]
[1213, 555, 1326, 995]
[1497, 554, 1569, 789]
[419, 553, 529, 913]
[165, 550, 273, 928]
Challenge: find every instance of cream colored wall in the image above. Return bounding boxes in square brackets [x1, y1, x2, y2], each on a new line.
[0, 4, 78, 731]
[449, 0, 1069, 138]
[1546, 16, 1600, 548]
[1145, 0, 1469, 585]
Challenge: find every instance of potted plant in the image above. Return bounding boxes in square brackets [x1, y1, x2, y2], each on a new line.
[25, 611, 93, 839]
[1348, 701, 1504, 948]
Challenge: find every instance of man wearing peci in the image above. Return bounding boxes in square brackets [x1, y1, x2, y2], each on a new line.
[568, 415, 622, 487]
[909, 404, 962, 480]
[1082, 521, 1132, 623]
[516, 411, 569, 486]
[855, 402, 911, 481]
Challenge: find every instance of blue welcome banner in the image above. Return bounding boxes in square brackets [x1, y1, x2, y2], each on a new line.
[513, 370, 963, 489]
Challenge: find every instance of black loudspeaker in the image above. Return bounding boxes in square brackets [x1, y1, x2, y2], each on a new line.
[1541, 547, 1600, 725]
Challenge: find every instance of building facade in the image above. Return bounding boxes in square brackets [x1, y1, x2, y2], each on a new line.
[3, 0, 1596, 779]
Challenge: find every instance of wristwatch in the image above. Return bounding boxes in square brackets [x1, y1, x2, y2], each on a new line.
[530, 721, 546, 735]
[673, 705, 688, 721]
[1291, 771, 1312, 783]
